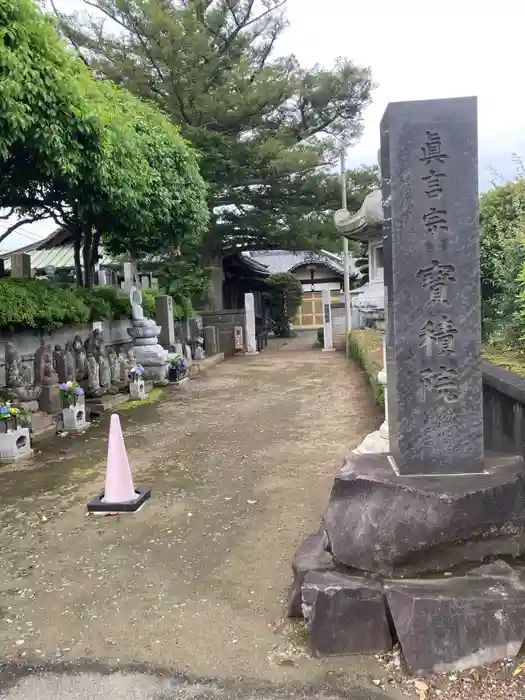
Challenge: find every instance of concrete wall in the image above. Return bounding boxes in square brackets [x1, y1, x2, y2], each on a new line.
[483, 361, 525, 458]
[200, 309, 246, 356]
[0, 319, 130, 387]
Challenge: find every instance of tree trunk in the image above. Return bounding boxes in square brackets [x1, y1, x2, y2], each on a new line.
[82, 225, 93, 289]
[202, 252, 224, 310]
[88, 228, 101, 287]
[73, 229, 83, 287]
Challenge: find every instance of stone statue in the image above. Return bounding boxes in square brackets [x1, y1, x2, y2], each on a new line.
[38, 358, 60, 413]
[5, 342, 36, 400]
[73, 335, 87, 381]
[98, 352, 111, 393]
[127, 347, 137, 368]
[53, 344, 67, 384]
[108, 348, 120, 389]
[64, 342, 76, 383]
[34, 339, 48, 385]
[118, 351, 129, 387]
[85, 329, 102, 360]
[42, 358, 58, 386]
[86, 352, 102, 398]
[130, 285, 144, 321]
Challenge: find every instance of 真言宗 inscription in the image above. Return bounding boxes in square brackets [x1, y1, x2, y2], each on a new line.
[381, 97, 484, 475]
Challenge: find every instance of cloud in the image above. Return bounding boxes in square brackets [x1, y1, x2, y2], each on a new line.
[283, 0, 525, 189]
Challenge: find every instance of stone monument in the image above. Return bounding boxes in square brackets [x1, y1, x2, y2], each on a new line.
[5, 342, 41, 404]
[86, 353, 102, 398]
[156, 295, 176, 351]
[321, 289, 334, 352]
[127, 285, 168, 384]
[289, 97, 525, 675]
[39, 355, 61, 414]
[73, 335, 87, 381]
[244, 293, 257, 354]
[381, 97, 483, 475]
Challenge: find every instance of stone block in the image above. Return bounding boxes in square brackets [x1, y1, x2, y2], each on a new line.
[381, 97, 483, 475]
[128, 326, 161, 339]
[29, 410, 55, 437]
[287, 529, 335, 617]
[386, 565, 525, 675]
[156, 295, 176, 349]
[62, 405, 90, 432]
[129, 378, 147, 401]
[38, 384, 61, 414]
[134, 344, 168, 366]
[302, 571, 392, 657]
[203, 326, 218, 356]
[10, 253, 31, 279]
[0, 426, 33, 462]
[323, 451, 525, 577]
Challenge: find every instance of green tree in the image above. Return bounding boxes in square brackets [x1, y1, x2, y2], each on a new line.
[0, 0, 100, 238]
[480, 177, 525, 342]
[1, 0, 209, 288]
[54, 0, 374, 302]
[264, 272, 303, 337]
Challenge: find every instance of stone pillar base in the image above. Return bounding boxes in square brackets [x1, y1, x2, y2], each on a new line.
[0, 426, 33, 463]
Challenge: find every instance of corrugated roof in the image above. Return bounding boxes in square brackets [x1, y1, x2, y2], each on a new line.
[3, 245, 118, 271]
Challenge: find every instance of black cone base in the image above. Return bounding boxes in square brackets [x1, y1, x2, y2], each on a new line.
[87, 487, 151, 513]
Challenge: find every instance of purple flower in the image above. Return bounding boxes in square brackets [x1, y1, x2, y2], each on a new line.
[59, 383, 68, 391]
[75, 387, 84, 395]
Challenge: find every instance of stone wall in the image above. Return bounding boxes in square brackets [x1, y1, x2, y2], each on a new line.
[483, 361, 525, 458]
[0, 320, 130, 387]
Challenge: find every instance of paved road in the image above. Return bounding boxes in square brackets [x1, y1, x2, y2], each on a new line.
[0, 335, 392, 699]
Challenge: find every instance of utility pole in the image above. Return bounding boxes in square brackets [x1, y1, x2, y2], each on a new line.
[340, 143, 352, 338]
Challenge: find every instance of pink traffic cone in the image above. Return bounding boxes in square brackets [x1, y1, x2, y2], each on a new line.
[87, 413, 151, 513]
[103, 414, 136, 503]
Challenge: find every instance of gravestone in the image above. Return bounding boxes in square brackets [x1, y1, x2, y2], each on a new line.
[203, 326, 218, 356]
[381, 96, 483, 475]
[244, 293, 257, 354]
[11, 253, 31, 279]
[156, 295, 176, 350]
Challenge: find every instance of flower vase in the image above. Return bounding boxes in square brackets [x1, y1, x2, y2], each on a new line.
[0, 422, 33, 463]
[129, 375, 147, 401]
[62, 403, 90, 432]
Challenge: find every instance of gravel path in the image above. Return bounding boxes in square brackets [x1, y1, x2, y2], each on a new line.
[0, 335, 395, 699]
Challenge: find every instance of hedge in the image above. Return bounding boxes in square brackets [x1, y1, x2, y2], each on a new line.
[347, 329, 385, 406]
[0, 278, 132, 331]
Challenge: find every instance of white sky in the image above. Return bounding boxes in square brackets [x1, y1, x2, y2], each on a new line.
[284, 0, 525, 188]
[3, 0, 523, 251]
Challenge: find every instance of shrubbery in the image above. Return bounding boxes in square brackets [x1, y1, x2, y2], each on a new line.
[0, 279, 131, 331]
[264, 272, 303, 337]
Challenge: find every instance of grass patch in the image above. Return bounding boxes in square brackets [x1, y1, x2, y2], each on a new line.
[347, 329, 384, 406]
[118, 387, 166, 411]
[483, 346, 525, 377]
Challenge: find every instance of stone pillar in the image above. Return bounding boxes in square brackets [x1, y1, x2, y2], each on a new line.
[151, 277, 159, 290]
[203, 326, 218, 356]
[122, 261, 134, 295]
[244, 293, 258, 354]
[381, 96, 483, 475]
[156, 295, 176, 351]
[322, 289, 334, 352]
[11, 253, 31, 278]
[141, 275, 150, 289]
